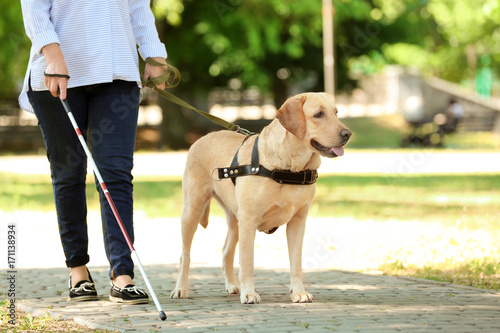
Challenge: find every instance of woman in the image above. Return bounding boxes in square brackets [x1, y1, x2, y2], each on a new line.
[19, 0, 168, 304]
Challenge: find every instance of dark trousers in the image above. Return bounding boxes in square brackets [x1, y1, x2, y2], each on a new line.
[28, 80, 140, 279]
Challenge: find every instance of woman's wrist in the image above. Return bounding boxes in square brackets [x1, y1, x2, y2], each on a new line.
[150, 57, 167, 65]
[42, 43, 64, 63]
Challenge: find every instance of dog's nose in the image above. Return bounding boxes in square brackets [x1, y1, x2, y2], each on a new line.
[340, 129, 352, 139]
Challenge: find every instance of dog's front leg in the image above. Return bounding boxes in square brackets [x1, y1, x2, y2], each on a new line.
[238, 220, 261, 304]
[286, 210, 313, 303]
[222, 214, 240, 294]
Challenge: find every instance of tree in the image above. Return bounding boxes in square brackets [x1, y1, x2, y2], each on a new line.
[153, 0, 327, 107]
[2, 0, 498, 150]
[373, 0, 499, 89]
[151, 0, 330, 149]
[0, 1, 30, 100]
[150, 0, 386, 148]
[426, 0, 500, 91]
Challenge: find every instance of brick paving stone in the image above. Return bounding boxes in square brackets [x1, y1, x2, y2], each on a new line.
[2, 265, 499, 332]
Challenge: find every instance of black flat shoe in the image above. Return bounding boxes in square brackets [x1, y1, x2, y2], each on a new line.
[109, 282, 149, 304]
[68, 270, 98, 301]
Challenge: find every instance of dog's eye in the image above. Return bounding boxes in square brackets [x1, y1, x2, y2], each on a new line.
[314, 111, 325, 119]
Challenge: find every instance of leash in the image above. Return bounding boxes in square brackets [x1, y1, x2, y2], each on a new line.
[143, 59, 318, 186]
[142, 58, 254, 136]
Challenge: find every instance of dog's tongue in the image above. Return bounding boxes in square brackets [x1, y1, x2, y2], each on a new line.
[331, 146, 344, 156]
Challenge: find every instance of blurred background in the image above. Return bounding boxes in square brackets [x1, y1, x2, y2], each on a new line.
[1, 0, 499, 152]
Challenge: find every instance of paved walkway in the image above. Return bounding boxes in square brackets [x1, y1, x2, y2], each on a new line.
[2, 214, 500, 332]
[1, 151, 500, 332]
[4, 265, 500, 332]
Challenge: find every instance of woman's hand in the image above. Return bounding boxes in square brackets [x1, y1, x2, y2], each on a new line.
[143, 57, 168, 91]
[42, 43, 69, 99]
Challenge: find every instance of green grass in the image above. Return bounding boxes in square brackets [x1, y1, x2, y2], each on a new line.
[3, 173, 499, 230]
[0, 299, 115, 332]
[341, 116, 406, 148]
[1, 172, 499, 230]
[380, 258, 500, 291]
[313, 173, 500, 231]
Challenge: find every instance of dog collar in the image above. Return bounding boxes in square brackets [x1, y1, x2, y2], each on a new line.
[214, 135, 318, 186]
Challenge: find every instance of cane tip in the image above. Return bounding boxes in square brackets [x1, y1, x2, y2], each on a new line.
[159, 311, 167, 321]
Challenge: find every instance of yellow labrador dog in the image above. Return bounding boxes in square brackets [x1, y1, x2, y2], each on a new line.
[171, 92, 351, 304]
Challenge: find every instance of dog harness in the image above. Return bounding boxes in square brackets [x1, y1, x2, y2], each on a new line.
[214, 134, 318, 186]
[212, 134, 318, 235]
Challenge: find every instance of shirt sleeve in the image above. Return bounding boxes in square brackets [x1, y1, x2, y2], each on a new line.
[20, 0, 60, 55]
[129, 0, 168, 60]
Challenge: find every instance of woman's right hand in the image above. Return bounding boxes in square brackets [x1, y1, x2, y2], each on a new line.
[42, 43, 69, 100]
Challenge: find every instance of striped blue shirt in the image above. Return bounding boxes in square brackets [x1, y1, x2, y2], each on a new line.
[19, 0, 167, 112]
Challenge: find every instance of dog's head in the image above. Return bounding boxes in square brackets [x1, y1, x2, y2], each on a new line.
[276, 93, 351, 158]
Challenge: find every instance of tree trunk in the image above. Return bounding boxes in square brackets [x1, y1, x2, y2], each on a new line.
[273, 77, 288, 109]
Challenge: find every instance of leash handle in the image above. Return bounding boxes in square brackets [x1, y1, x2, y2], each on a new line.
[142, 57, 181, 89]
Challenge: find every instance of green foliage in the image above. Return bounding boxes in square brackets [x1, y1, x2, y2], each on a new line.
[0, 1, 30, 99]
[155, 0, 498, 99]
[383, 43, 429, 69]
[428, 0, 500, 49]
[1, 0, 498, 104]
[154, 0, 326, 103]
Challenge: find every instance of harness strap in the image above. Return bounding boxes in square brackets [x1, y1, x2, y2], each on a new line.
[228, 134, 257, 185]
[217, 135, 318, 185]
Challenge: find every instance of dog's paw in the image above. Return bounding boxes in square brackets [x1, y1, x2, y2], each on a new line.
[291, 291, 313, 303]
[170, 289, 189, 299]
[240, 292, 262, 304]
[226, 283, 240, 294]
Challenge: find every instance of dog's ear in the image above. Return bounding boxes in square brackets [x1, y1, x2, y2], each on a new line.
[276, 95, 307, 139]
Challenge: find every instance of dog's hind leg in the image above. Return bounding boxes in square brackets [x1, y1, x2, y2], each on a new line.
[221, 213, 240, 294]
[171, 186, 212, 299]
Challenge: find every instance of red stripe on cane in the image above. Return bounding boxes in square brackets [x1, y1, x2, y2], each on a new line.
[76, 128, 82, 136]
[101, 182, 107, 191]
